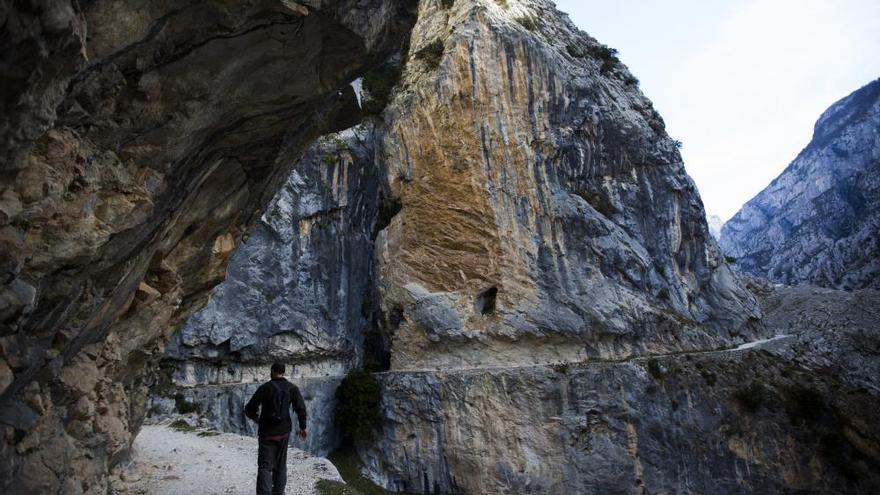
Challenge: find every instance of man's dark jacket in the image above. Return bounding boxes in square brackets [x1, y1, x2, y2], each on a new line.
[244, 377, 307, 437]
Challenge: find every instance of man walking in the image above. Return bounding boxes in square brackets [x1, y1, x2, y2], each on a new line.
[245, 362, 308, 495]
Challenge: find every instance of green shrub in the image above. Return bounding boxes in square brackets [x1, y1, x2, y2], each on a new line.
[361, 63, 402, 115]
[657, 288, 670, 301]
[593, 44, 619, 74]
[174, 393, 199, 414]
[552, 362, 570, 374]
[701, 370, 717, 386]
[415, 39, 445, 71]
[169, 420, 195, 432]
[495, 0, 508, 9]
[647, 358, 664, 379]
[441, 0, 454, 8]
[335, 369, 381, 445]
[624, 74, 639, 86]
[724, 255, 736, 264]
[316, 479, 362, 495]
[566, 44, 584, 58]
[515, 15, 538, 31]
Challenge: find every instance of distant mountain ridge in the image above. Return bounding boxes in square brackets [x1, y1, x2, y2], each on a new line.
[720, 79, 880, 289]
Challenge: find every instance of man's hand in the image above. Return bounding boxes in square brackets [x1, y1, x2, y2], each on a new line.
[298, 429, 307, 440]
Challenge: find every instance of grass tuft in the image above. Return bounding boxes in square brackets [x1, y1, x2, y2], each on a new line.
[174, 393, 199, 414]
[415, 39, 445, 71]
[515, 15, 539, 31]
[169, 420, 196, 432]
[361, 63, 402, 115]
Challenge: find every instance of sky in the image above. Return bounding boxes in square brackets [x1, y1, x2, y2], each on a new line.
[553, 0, 880, 221]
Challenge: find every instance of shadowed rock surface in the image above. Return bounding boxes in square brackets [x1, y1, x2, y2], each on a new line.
[720, 79, 880, 290]
[0, 1, 415, 492]
[152, 126, 381, 456]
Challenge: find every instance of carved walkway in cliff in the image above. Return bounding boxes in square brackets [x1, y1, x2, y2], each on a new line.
[380, 334, 793, 375]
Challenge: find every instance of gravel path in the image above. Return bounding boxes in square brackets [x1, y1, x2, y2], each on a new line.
[115, 424, 342, 494]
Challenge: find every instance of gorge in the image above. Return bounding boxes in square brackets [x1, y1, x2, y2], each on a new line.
[1, 1, 878, 494]
[721, 79, 880, 290]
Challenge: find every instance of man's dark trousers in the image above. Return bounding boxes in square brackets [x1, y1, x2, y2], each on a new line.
[257, 435, 288, 495]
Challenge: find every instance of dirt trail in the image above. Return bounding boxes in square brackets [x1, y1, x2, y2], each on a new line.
[115, 424, 342, 494]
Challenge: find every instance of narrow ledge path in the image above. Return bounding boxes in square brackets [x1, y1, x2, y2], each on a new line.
[378, 335, 793, 375]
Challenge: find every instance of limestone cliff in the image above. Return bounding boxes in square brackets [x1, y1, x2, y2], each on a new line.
[4, 0, 877, 494]
[0, 1, 415, 492]
[365, 283, 880, 493]
[151, 0, 779, 492]
[373, 0, 760, 374]
[353, 2, 880, 493]
[720, 79, 880, 289]
[359, 0, 778, 491]
[153, 126, 381, 456]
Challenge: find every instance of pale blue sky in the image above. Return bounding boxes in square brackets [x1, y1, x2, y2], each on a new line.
[553, 0, 880, 220]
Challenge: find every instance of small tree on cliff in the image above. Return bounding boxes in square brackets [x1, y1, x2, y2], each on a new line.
[335, 369, 382, 445]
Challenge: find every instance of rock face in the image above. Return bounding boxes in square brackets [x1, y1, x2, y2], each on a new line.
[372, 0, 761, 376]
[364, 283, 880, 494]
[154, 126, 381, 456]
[720, 79, 880, 289]
[6, 1, 876, 494]
[0, 1, 415, 493]
[357, 0, 775, 492]
[377, 0, 762, 370]
[151, 0, 778, 492]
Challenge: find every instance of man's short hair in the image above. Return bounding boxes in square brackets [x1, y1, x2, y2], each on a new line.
[270, 362, 285, 375]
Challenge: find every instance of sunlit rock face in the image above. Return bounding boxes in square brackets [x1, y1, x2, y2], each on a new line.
[721, 79, 880, 290]
[358, 0, 773, 492]
[372, 0, 761, 373]
[0, 1, 415, 492]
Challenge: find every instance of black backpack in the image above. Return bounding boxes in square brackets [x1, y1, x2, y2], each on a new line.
[267, 381, 290, 424]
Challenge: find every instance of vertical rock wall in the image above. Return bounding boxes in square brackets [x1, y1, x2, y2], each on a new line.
[373, 0, 761, 373]
[360, 0, 767, 491]
[156, 126, 381, 456]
